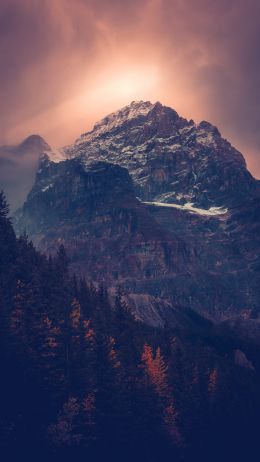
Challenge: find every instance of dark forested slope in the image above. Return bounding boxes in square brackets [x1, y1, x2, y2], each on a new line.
[0, 191, 259, 461]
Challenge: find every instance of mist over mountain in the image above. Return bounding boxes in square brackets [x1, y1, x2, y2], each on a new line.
[0, 135, 51, 211]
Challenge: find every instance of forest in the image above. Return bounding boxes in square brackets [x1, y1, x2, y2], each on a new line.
[0, 190, 259, 462]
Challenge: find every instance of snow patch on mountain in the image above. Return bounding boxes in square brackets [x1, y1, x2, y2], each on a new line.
[143, 200, 228, 216]
[41, 183, 54, 192]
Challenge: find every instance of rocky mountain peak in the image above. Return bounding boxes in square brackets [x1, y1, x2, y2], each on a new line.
[76, 100, 188, 146]
[95, 100, 155, 125]
[77, 100, 156, 143]
[63, 100, 255, 209]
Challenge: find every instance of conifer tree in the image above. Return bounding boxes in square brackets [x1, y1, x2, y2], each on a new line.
[0, 190, 10, 221]
[141, 344, 182, 445]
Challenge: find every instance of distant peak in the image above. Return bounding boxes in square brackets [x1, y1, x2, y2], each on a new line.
[19, 135, 51, 152]
[22, 134, 45, 142]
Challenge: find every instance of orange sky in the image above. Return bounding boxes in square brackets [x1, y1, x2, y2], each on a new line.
[0, 0, 260, 177]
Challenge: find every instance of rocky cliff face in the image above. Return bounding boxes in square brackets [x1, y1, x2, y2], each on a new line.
[15, 101, 260, 325]
[16, 157, 197, 325]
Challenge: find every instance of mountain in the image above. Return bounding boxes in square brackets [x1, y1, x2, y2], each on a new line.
[0, 135, 52, 211]
[14, 101, 260, 325]
[65, 101, 258, 208]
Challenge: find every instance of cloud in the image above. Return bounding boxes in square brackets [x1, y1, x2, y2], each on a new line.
[0, 134, 53, 210]
[0, 0, 259, 177]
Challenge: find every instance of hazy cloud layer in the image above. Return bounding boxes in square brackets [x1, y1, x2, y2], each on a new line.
[0, 0, 259, 177]
[0, 135, 49, 210]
